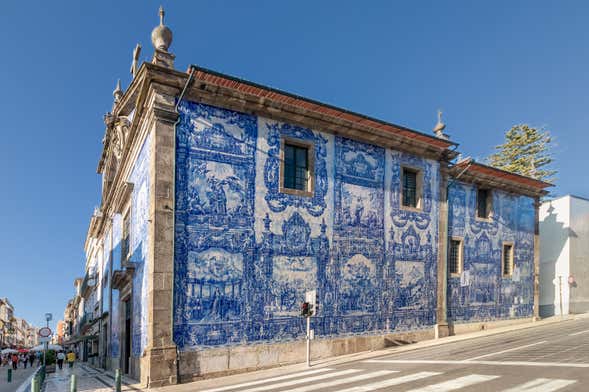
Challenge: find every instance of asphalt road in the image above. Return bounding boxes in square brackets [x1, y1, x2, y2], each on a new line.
[195, 317, 589, 392]
[0, 365, 36, 392]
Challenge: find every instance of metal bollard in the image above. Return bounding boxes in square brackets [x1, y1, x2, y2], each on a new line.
[115, 368, 122, 392]
[7, 368, 11, 383]
[31, 374, 40, 392]
[70, 373, 77, 392]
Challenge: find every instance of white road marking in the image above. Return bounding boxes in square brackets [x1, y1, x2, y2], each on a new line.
[464, 340, 547, 360]
[336, 372, 442, 392]
[364, 359, 589, 368]
[569, 329, 589, 336]
[501, 377, 577, 392]
[198, 367, 334, 392]
[286, 370, 397, 392]
[405, 374, 499, 392]
[213, 368, 361, 392]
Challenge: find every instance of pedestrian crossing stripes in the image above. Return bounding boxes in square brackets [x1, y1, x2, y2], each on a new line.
[404, 374, 500, 391]
[199, 367, 578, 392]
[199, 368, 334, 392]
[501, 378, 577, 392]
[286, 370, 397, 392]
[200, 368, 359, 392]
[336, 372, 442, 392]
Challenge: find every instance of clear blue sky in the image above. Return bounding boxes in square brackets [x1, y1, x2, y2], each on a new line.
[1, 1, 587, 331]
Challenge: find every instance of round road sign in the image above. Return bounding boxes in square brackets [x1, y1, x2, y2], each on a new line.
[38, 327, 52, 337]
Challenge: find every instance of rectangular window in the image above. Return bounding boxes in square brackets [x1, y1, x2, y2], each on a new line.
[448, 239, 463, 275]
[283, 142, 310, 192]
[503, 243, 514, 276]
[477, 188, 492, 219]
[121, 211, 130, 263]
[402, 168, 419, 208]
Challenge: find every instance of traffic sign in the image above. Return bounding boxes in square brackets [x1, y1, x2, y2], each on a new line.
[38, 327, 52, 338]
[38, 336, 51, 343]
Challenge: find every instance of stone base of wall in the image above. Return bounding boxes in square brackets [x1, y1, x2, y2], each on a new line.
[178, 328, 435, 382]
[449, 317, 533, 335]
[570, 301, 589, 314]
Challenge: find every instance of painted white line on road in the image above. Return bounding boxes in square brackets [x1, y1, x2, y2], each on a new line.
[287, 370, 397, 392]
[501, 377, 577, 392]
[15, 366, 40, 392]
[405, 374, 499, 392]
[364, 359, 589, 368]
[198, 367, 334, 392]
[210, 369, 361, 392]
[464, 340, 547, 360]
[569, 329, 589, 336]
[336, 372, 442, 392]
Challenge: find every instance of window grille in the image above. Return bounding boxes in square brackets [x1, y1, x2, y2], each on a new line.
[503, 244, 513, 276]
[284, 143, 309, 191]
[402, 168, 418, 208]
[477, 188, 491, 219]
[449, 239, 462, 275]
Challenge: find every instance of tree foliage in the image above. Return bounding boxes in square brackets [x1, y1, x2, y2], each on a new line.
[488, 124, 556, 183]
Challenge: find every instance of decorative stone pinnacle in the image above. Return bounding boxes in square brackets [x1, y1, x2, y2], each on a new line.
[150, 6, 175, 68]
[151, 6, 173, 52]
[113, 79, 123, 104]
[433, 108, 448, 139]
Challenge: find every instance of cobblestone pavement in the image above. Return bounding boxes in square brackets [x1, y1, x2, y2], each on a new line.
[43, 364, 141, 392]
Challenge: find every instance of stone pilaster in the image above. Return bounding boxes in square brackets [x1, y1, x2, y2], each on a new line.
[141, 85, 180, 387]
[436, 164, 450, 337]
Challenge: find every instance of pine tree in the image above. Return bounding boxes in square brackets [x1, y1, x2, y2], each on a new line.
[488, 124, 556, 183]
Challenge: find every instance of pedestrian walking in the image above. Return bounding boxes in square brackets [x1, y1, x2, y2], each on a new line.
[11, 353, 18, 370]
[29, 352, 35, 367]
[22, 353, 28, 368]
[66, 350, 75, 368]
[56, 351, 65, 370]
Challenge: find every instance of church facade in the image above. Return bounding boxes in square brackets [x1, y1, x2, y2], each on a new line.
[82, 8, 550, 387]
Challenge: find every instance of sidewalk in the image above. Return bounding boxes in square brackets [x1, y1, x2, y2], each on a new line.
[43, 364, 141, 392]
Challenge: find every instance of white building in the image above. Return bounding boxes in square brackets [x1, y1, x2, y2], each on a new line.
[540, 195, 589, 316]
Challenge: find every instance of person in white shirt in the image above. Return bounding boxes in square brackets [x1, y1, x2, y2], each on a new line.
[56, 351, 66, 370]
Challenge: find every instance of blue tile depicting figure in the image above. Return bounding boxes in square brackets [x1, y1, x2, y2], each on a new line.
[447, 182, 535, 322]
[172, 100, 443, 350]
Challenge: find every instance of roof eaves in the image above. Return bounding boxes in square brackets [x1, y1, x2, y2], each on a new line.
[188, 64, 459, 151]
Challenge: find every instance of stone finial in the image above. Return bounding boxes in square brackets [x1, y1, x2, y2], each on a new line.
[150, 6, 175, 68]
[113, 79, 123, 104]
[151, 6, 173, 52]
[130, 43, 142, 78]
[433, 109, 449, 139]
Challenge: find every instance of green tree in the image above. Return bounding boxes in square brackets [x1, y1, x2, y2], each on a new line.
[488, 124, 556, 183]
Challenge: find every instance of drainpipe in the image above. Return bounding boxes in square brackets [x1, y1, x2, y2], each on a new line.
[171, 65, 197, 383]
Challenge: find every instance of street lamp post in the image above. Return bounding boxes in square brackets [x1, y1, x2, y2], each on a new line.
[43, 313, 52, 366]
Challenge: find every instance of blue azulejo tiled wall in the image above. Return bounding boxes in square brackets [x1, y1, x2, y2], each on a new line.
[173, 99, 441, 350]
[447, 181, 535, 322]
